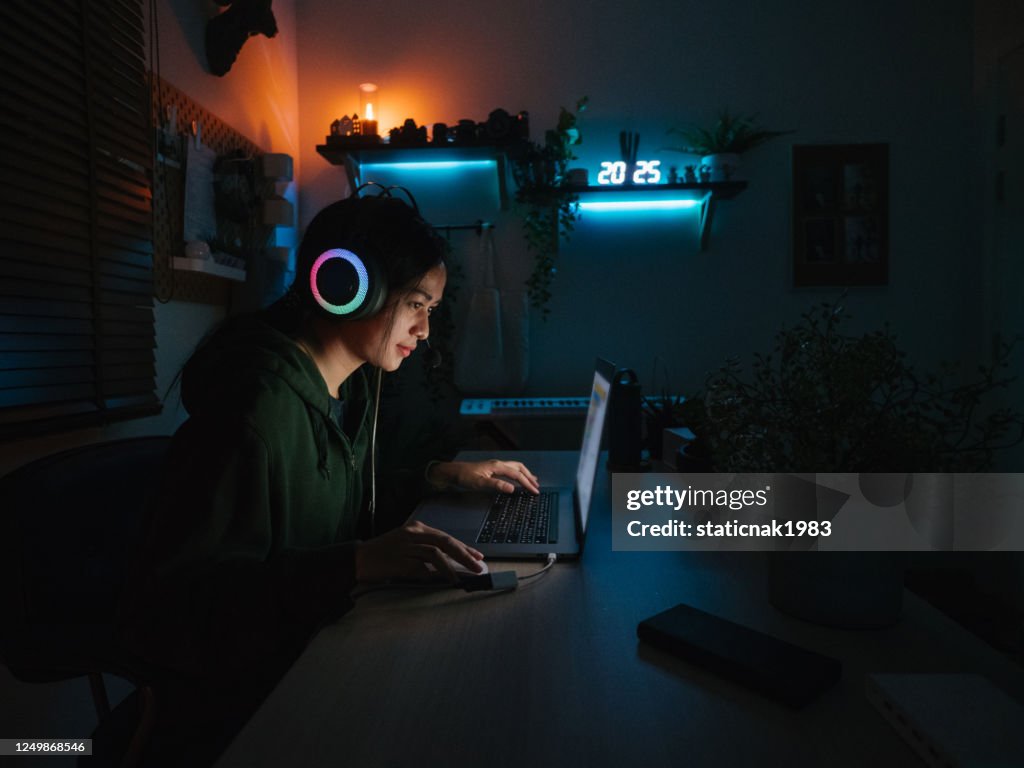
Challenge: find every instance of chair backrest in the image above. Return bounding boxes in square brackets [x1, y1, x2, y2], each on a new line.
[0, 436, 171, 681]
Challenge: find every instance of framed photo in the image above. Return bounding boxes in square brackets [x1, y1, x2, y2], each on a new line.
[793, 144, 888, 286]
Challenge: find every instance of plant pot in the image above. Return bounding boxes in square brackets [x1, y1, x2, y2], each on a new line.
[767, 551, 904, 629]
[700, 153, 741, 182]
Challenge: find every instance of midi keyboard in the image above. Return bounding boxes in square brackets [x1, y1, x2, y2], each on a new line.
[459, 397, 590, 418]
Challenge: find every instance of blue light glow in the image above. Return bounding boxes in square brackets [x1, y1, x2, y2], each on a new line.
[361, 160, 496, 172]
[578, 199, 702, 212]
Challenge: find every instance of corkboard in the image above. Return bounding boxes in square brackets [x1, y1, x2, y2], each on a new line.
[150, 76, 265, 305]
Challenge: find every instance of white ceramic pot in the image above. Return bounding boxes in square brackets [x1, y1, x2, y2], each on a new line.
[701, 153, 741, 182]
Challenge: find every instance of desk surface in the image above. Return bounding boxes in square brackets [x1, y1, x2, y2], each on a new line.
[217, 452, 1024, 768]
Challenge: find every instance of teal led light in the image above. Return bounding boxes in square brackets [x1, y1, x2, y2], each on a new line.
[360, 160, 496, 172]
[578, 199, 702, 212]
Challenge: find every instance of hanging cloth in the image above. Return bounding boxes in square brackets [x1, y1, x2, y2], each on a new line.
[454, 229, 529, 394]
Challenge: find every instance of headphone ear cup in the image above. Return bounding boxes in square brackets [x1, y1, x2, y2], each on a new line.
[309, 248, 387, 319]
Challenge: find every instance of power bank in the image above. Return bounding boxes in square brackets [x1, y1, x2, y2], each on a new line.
[637, 602, 842, 708]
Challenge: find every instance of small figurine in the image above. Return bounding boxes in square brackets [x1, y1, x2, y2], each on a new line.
[516, 110, 530, 140]
[683, 165, 698, 183]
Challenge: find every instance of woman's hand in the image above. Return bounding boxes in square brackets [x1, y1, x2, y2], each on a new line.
[355, 520, 484, 584]
[428, 460, 540, 495]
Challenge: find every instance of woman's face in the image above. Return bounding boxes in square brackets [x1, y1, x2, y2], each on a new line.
[346, 264, 446, 372]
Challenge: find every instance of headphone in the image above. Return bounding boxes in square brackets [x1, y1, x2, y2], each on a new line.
[308, 246, 386, 319]
[307, 184, 422, 320]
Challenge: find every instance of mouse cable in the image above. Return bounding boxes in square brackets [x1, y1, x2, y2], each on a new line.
[518, 552, 557, 582]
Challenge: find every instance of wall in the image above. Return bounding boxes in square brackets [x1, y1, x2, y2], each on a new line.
[0, 0, 301, 475]
[296, 0, 980, 401]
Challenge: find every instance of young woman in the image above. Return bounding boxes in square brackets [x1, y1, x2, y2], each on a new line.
[119, 194, 537, 765]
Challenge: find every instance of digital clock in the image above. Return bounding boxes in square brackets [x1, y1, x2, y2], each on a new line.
[597, 159, 662, 185]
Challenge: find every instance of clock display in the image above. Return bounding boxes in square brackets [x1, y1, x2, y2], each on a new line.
[597, 159, 662, 185]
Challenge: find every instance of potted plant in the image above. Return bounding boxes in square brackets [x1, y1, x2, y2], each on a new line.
[690, 301, 1022, 474]
[682, 300, 1023, 627]
[508, 97, 588, 318]
[665, 108, 792, 182]
[640, 357, 705, 464]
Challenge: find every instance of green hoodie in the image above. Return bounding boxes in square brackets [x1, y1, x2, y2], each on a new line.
[120, 312, 374, 685]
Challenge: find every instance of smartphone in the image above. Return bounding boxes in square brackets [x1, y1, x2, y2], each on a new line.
[637, 602, 842, 708]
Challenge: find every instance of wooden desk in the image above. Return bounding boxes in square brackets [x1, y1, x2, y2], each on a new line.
[217, 453, 1024, 767]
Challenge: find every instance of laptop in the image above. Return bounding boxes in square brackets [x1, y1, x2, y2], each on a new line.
[413, 358, 615, 559]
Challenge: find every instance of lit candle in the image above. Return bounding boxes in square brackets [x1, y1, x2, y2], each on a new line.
[359, 83, 379, 137]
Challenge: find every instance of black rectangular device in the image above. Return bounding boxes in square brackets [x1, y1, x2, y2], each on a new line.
[637, 602, 842, 708]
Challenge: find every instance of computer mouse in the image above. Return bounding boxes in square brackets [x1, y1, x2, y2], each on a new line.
[424, 556, 489, 577]
[448, 556, 489, 576]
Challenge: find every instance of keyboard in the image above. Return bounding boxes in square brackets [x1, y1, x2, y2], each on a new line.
[460, 397, 590, 418]
[460, 395, 684, 418]
[476, 491, 560, 544]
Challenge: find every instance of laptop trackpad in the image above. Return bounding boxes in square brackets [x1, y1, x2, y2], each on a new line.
[417, 494, 489, 540]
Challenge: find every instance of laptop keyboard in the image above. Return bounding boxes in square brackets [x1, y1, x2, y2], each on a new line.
[476, 491, 559, 544]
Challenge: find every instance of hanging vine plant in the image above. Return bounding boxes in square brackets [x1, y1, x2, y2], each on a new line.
[509, 97, 588, 319]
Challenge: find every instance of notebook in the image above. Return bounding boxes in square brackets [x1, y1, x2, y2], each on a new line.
[413, 358, 615, 559]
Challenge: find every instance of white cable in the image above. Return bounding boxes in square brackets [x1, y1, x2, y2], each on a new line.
[519, 552, 557, 581]
[370, 366, 382, 536]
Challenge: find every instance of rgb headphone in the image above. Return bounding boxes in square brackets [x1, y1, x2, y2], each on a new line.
[308, 246, 386, 319]
[306, 184, 421, 320]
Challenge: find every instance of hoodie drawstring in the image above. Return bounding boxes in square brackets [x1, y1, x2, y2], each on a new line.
[308, 404, 330, 479]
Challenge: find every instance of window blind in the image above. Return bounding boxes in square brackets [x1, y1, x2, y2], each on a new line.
[0, 0, 157, 440]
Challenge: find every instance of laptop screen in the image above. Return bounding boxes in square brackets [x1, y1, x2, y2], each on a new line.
[575, 359, 615, 533]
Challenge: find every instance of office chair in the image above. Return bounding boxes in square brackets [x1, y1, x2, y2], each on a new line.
[0, 436, 172, 767]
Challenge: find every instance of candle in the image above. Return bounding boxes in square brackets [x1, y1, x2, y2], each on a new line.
[359, 83, 379, 137]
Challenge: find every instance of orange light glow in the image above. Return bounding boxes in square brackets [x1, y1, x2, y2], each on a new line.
[358, 82, 378, 122]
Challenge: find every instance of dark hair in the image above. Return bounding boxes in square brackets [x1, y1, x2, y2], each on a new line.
[268, 195, 445, 333]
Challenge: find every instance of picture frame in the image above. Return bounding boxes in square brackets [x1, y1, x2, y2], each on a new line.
[792, 143, 888, 286]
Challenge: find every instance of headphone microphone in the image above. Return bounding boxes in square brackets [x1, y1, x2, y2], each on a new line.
[424, 339, 442, 369]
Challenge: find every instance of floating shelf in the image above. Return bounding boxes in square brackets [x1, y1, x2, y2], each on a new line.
[568, 181, 748, 251]
[315, 143, 511, 208]
[315, 142, 749, 250]
[568, 181, 747, 198]
[172, 257, 246, 282]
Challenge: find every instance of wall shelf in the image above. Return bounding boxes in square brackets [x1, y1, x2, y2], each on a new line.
[172, 257, 246, 282]
[315, 143, 748, 250]
[315, 143, 511, 208]
[568, 181, 748, 251]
